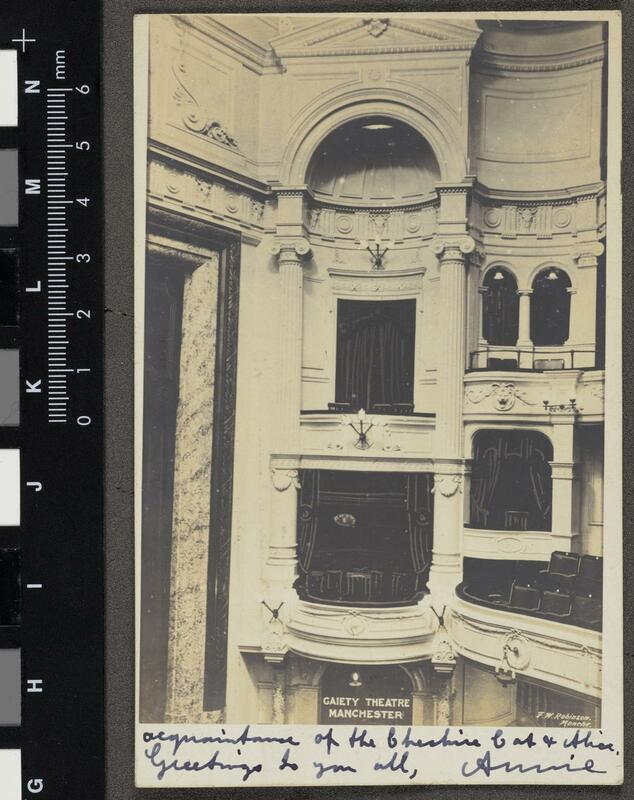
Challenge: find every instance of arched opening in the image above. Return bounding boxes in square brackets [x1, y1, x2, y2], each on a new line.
[306, 117, 441, 204]
[470, 429, 553, 532]
[530, 267, 571, 346]
[319, 663, 414, 725]
[482, 267, 519, 346]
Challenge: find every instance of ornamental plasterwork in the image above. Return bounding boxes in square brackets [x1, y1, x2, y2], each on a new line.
[365, 18, 389, 37]
[172, 57, 239, 150]
[307, 203, 438, 242]
[327, 266, 425, 295]
[477, 193, 603, 239]
[464, 382, 536, 412]
[433, 474, 462, 497]
[342, 611, 368, 637]
[148, 160, 267, 230]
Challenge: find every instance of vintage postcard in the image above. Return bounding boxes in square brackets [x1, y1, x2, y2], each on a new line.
[134, 10, 623, 787]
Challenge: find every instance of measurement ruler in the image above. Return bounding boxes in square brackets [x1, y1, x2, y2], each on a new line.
[0, 3, 103, 799]
[45, 83, 93, 425]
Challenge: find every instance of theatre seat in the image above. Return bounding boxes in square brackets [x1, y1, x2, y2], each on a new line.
[508, 581, 540, 612]
[538, 588, 572, 620]
[576, 554, 603, 594]
[536, 551, 580, 591]
[573, 593, 602, 630]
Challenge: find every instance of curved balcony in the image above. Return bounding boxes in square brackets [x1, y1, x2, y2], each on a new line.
[468, 345, 596, 372]
[450, 594, 602, 698]
[286, 599, 436, 664]
[464, 367, 605, 421]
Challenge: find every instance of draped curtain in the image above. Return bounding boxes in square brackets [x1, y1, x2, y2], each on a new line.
[470, 431, 552, 531]
[297, 470, 319, 572]
[336, 300, 414, 411]
[406, 474, 433, 573]
[470, 435, 503, 528]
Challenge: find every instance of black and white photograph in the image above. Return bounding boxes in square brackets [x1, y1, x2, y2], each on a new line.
[134, 10, 622, 787]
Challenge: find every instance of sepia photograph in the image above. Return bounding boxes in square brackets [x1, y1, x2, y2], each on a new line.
[134, 10, 622, 787]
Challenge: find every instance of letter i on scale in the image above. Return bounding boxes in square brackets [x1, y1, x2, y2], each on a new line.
[0, 3, 104, 800]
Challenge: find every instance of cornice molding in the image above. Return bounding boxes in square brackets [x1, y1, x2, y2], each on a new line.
[474, 41, 606, 75]
[473, 180, 605, 206]
[175, 15, 283, 73]
[149, 141, 271, 198]
[269, 17, 481, 59]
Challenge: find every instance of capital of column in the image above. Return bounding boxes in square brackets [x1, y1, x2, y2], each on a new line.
[573, 241, 604, 268]
[271, 237, 311, 265]
[432, 236, 476, 262]
[549, 460, 578, 480]
[271, 467, 301, 492]
[517, 288, 533, 297]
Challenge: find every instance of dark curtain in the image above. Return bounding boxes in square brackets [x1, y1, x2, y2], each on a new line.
[470, 434, 503, 528]
[530, 269, 571, 346]
[482, 269, 519, 346]
[527, 438, 552, 524]
[406, 474, 433, 573]
[470, 431, 552, 531]
[335, 299, 415, 410]
[297, 470, 319, 572]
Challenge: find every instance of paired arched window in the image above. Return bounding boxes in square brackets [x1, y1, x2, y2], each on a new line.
[530, 267, 571, 347]
[480, 265, 572, 350]
[482, 267, 519, 346]
[470, 429, 553, 532]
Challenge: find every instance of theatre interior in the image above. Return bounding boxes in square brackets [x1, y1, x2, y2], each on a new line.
[138, 15, 607, 730]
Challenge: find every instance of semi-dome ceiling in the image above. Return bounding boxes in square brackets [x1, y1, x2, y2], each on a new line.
[306, 118, 441, 207]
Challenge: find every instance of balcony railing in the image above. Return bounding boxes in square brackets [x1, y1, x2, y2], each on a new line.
[295, 567, 427, 607]
[468, 346, 596, 372]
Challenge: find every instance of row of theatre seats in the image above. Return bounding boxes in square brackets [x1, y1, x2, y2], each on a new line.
[459, 552, 602, 631]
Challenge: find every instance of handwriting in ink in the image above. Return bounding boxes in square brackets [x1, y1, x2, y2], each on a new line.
[391, 727, 481, 749]
[279, 748, 299, 771]
[314, 761, 357, 779]
[563, 730, 615, 752]
[315, 727, 340, 756]
[461, 749, 607, 778]
[143, 725, 300, 756]
[349, 727, 376, 749]
[374, 750, 418, 780]
[144, 743, 263, 782]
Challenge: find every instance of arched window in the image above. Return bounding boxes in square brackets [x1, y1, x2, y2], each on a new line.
[482, 267, 519, 346]
[470, 430, 553, 532]
[530, 267, 571, 346]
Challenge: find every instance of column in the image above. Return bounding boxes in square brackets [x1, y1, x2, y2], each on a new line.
[271, 238, 311, 452]
[165, 257, 219, 723]
[428, 237, 474, 601]
[573, 243, 603, 368]
[516, 289, 533, 368]
[549, 414, 580, 552]
[267, 465, 301, 590]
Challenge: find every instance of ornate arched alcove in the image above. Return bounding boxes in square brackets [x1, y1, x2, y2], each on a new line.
[280, 89, 467, 187]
